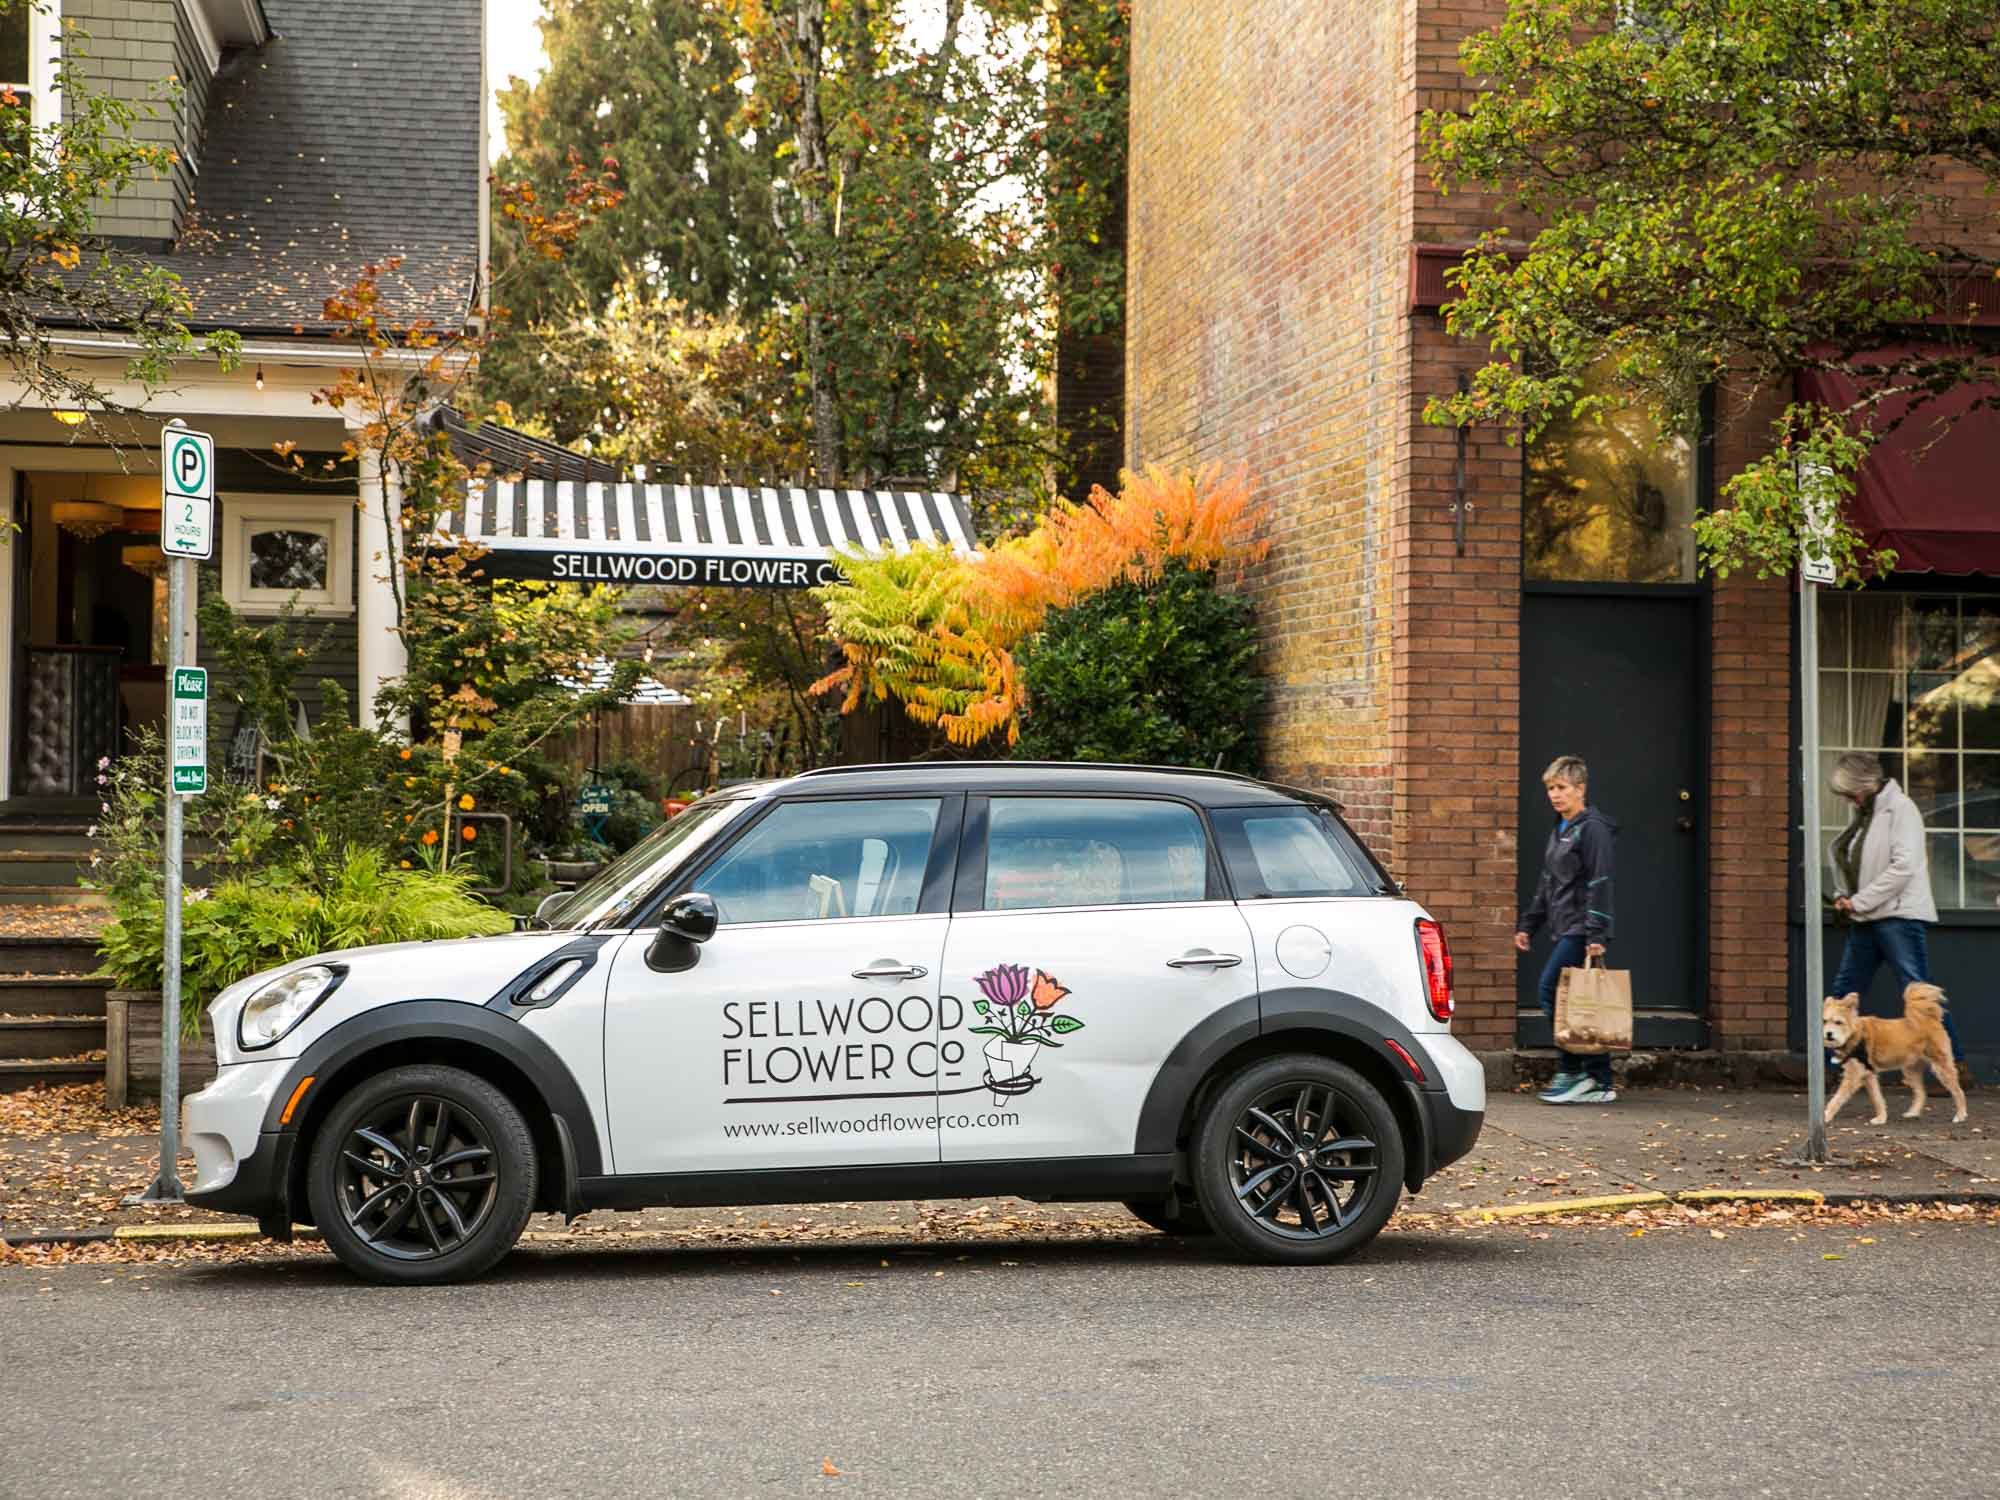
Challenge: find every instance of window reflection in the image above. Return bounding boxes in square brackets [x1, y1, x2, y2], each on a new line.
[1523, 359, 1698, 583]
[248, 528, 330, 592]
[1818, 592, 2000, 909]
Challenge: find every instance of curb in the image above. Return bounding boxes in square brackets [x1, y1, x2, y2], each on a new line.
[1454, 1186, 2000, 1222]
[1457, 1192, 1669, 1222]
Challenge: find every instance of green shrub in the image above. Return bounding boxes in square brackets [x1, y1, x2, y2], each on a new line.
[99, 845, 514, 1039]
[1013, 560, 1262, 772]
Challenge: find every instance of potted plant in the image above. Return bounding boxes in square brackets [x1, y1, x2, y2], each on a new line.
[969, 963, 1086, 1105]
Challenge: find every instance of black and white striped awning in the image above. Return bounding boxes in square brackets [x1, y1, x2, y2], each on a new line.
[434, 481, 978, 590]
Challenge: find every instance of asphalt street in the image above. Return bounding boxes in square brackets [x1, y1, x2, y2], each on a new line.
[2, 1220, 1994, 1500]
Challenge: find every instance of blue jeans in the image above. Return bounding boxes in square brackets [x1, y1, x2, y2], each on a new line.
[1539, 935, 1615, 1088]
[1830, 917, 1963, 1061]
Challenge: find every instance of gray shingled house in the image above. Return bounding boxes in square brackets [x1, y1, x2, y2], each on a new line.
[0, 0, 485, 803]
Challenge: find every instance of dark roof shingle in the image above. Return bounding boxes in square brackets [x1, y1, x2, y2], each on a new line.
[130, 0, 484, 335]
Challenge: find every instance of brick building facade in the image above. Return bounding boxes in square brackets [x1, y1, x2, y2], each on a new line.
[1127, 0, 2000, 1059]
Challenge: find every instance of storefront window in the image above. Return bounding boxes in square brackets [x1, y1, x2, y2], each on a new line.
[1523, 359, 1699, 583]
[1817, 591, 2000, 911]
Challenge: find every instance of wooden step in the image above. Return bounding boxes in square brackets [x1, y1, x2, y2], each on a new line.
[0, 885, 107, 908]
[0, 936, 104, 974]
[0, 1057, 103, 1091]
[0, 831, 97, 853]
[0, 974, 109, 1015]
[0, 1015, 105, 1058]
[0, 852, 94, 885]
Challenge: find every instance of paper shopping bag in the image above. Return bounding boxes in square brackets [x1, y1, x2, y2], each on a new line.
[1554, 957, 1633, 1053]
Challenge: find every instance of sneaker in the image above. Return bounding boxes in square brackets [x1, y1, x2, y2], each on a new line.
[1537, 1069, 1582, 1101]
[1574, 1085, 1618, 1105]
[1542, 1074, 1603, 1105]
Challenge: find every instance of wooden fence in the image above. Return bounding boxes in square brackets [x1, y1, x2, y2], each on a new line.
[543, 702, 934, 791]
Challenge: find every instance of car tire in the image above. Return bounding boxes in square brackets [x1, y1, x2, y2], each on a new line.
[307, 1064, 538, 1286]
[1122, 1195, 1213, 1236]
[1192, 1053, 1405, 1266]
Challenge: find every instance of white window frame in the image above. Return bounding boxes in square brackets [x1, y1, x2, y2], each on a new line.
[222, 495, 355, 617]
[2, 2, 62, 135]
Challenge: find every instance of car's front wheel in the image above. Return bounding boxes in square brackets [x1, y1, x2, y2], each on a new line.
[306, 1064, 537, 1285]
[1192, 1054, 1404, 1265]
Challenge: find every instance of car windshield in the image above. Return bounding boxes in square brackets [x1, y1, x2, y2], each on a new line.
[536, 797, 748, 931]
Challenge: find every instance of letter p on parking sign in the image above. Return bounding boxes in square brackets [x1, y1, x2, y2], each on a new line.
[162, 426, 216, 559]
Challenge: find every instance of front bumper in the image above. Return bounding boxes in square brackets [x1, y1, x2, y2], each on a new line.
[183, 1058, 297, 1231]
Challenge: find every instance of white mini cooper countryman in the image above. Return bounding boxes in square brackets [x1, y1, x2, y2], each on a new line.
[185, 763, 1484, 1283]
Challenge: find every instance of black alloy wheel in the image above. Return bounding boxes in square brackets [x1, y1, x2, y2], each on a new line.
[307, 1064, 537, 1285]
[1193, 1054, 1405, 1265]
[337, 1095, 498, 1259]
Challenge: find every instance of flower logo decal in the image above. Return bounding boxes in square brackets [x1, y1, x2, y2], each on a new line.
[969, 963, 1085, 1104]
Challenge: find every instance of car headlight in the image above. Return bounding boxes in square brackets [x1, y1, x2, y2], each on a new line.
[237, 964, 345, 1051]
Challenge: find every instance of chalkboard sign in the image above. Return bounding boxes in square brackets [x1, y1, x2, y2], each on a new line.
[578, 782, 614, 841]
[225, 721, 263, 784]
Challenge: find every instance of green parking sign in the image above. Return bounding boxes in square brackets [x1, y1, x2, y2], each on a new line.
[171, 668, 208, 796]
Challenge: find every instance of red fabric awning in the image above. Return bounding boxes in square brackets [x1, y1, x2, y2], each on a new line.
[1796, 346, 2000, 576]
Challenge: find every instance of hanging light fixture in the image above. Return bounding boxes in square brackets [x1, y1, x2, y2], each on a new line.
[53, 474, 122, 540]
[54, 500, 123, 539]
[120, 544, 168, 579]
[254, 364, 265, 391]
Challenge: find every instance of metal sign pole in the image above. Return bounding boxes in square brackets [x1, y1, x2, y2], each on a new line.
[1800, 564, 1829, 1162]
[130, 556, 188, 1203]
[129, 417, 211, 1205]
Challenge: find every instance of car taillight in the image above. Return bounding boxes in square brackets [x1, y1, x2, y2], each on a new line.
[1415, 918, 1453, 1023]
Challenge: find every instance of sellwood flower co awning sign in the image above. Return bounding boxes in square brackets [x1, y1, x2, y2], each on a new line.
[431, 482, 977, 589]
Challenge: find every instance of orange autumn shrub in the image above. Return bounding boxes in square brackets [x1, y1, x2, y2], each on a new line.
[813, 465, 1265, 747]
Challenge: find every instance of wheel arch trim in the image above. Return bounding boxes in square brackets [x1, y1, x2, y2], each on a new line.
[1134, 987, 1440, 1192]
[265, 1000, 603, 1189]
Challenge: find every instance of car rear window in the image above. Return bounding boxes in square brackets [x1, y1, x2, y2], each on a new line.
[1212, 805, 1387, 899]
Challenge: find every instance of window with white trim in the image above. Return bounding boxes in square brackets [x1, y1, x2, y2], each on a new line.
[0, 2, 59, 162]
[222, 496, 354, 615]
[1816, 591, 2000, 912]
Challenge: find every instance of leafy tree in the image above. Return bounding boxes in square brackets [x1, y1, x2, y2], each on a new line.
[1422, 0, 2000, 582]
[269, 155, 636, 871]
[1015, 560, 1261, 772]
[529, 268, 809, 479]
[487, 0, 784, 430]
[0, 1, 239, 415]
[494, 0, 1129, 514]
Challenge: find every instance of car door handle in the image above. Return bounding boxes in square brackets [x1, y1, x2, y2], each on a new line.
[851, 961, 929, 981]
[1166, 950, 1243, 970]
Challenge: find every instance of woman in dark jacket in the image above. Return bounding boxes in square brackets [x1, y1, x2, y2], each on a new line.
[1514, 754, 1617, 1105]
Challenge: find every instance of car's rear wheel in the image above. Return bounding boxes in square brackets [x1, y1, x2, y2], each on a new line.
[1122, 1195, 1212, 1236]
[307, 1064, 537, 1285]
[1192, 1054, 1404, 1265]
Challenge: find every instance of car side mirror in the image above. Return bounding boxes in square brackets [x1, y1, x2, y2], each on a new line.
[531, 889, 569, 930]
[647, 892, 718, 972]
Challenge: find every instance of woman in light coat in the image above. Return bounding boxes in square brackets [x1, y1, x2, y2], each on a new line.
[1827, 752, 1965, 1068]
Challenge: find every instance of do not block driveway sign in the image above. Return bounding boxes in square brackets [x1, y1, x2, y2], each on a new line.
[171, 668, 208, 796]
[162, 425, 216, 559]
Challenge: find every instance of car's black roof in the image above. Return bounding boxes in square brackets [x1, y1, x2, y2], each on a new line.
[768, 762, 1328, 811]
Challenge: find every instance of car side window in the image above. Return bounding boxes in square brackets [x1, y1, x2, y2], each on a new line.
[1213, 806, 1379, 898]
[982, 797, 1210, 910]
[696, 797, 943, 924]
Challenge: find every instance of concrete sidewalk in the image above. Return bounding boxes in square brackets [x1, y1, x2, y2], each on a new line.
[1431, 1082, 2000, 1214]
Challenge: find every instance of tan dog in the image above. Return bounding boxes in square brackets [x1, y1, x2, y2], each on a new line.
[1822, 985, 1967, 1126]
